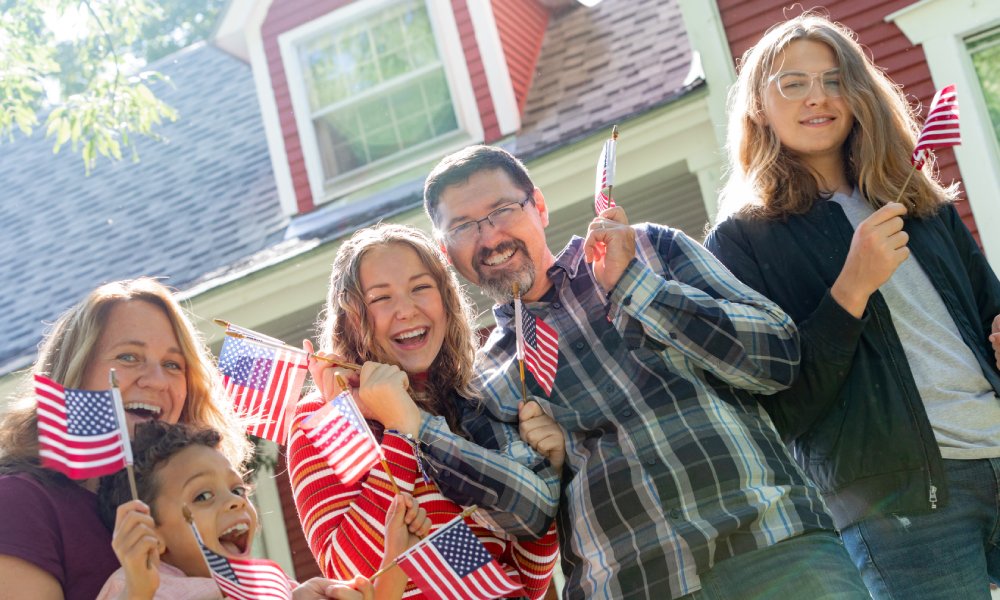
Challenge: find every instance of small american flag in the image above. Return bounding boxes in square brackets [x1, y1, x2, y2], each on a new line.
[300, 390, 379, 486]
[912, 84, 960, 169]
[218, 335, 308, 445]
[189, 520, 292, 600]
[397, 515, 522, 600]
[514, 299, 559, 396]
[34, 374, 128, 480]
[594, 127, 618, 214]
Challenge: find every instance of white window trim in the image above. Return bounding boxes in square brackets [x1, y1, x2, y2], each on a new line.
[278, 0, 483, 206]
[466, 0, 520, 135]
[888, 0, 1000, 267]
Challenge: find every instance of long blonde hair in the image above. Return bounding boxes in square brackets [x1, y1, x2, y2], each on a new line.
[0, 278, 251, 478]
[317, 223, 479, 432]
[718, 12, 957, 221]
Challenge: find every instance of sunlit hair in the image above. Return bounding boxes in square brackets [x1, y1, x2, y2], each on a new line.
[718, 11, 957, 221]
[97, 421, 225, 528]
[0, 278, 251, 480]
[424, 145, 535, 228]
[317, 223, 479, 431]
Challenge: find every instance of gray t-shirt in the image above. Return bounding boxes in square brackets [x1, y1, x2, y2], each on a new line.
[832, 190, 1000, 459]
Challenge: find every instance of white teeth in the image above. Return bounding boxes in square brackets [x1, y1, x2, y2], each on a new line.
[395, 328, 427, 341]
[124, 403, 161, 414]
[221, 523, 249, 536]
[806, 117, 831, 124]
[484, 248, 514, 266]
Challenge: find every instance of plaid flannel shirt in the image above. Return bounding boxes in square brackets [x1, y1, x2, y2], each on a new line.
[423, 224, 834, 599]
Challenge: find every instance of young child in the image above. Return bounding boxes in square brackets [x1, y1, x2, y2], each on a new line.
[97, 421, 427, 600]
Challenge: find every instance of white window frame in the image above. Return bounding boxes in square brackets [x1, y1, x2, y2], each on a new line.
[279, 0, 483, 205]
[888, 0, 1000, 268]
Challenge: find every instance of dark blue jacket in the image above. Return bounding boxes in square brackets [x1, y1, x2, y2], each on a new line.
[705, 201, 1000, 529]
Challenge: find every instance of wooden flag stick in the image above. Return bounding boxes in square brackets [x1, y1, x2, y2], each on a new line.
[111, 369, 147, 566]
[109, 370, 139, 500]
[368, 505, 479, 582]
[607, 125, 619, 206]
[892, 166, 918, 207]
[222, 329, 362, 371]
[512, 283, 531, 407]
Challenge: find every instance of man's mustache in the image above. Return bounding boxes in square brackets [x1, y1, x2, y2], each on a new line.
[475, 239, 528, 271]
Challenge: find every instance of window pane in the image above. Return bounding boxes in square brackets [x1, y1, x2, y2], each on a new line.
[968, 29, 1000, 149]
[299, 0, 461, 185]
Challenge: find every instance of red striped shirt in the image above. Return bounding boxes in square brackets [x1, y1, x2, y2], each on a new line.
[288, 393, 558, 599]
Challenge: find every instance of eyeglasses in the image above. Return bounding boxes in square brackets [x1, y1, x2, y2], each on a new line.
[442, 195, 533, 245]
[769, 68, 843, 100]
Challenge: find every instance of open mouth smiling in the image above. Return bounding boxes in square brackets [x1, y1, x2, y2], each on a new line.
[124, 402, 162, 420]
[218, 522, 251, 556]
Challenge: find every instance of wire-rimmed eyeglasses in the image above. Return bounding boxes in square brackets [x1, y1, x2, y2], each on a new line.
[769, 68, 843, 100]
[441, 194, 534, 245]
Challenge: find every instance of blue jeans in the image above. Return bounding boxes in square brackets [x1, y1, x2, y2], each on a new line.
[841, 458, 1000, 600]
[678, 531, 870, 599]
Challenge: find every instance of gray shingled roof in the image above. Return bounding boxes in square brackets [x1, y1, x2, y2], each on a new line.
[0, 43, 285, 373]
[0, 0, 699, 375]
[516, 0, 699, 158]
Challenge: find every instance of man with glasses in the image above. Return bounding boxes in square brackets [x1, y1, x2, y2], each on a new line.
[418, 145, 867, 599]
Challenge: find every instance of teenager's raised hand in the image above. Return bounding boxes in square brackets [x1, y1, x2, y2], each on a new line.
[357, 362, 421, 436]
[584, 206, 636, 293]
[519, 400, 566, 470]
[832, 202, 910, 318]
[303, 339, 359, 402]
[110, 500, 161, 600]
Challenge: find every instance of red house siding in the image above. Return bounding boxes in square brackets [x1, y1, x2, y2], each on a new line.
[493, 0, 549, 114]
[452, 0, 501, 142]
[263, 0, 351, 215]
[716, 0, 979, 241]
[263, 0, 501, 214]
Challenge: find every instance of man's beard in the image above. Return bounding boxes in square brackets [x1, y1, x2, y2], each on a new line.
[474, 239, 536, 303]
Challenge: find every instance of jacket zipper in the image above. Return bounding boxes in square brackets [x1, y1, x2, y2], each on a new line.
[870, 299, 940, 511]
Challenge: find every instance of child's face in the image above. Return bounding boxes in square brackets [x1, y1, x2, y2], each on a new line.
[152, 444, 258, 577]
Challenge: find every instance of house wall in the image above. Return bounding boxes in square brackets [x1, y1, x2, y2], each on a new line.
[493, 0, 549, 114]
[715, 0, 979, 242]
[261, 0, 503, 215]
[450, 0, 501, 142]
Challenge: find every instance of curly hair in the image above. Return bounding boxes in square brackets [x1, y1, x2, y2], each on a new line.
[0, 278, 251, 483]
[97, 421, 223, 530]
[316, 223, 479, 431]
[718, 11, 957, 221]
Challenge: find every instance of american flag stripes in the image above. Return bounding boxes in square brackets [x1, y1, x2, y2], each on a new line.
[300, 390, 379, 486]
[34, 374, 128, 479]
[189, 520, 292, 600]
[911, 84, 960, 169]
[514, 300, 559, 396]
[218, 334, 308, 445]
[396, 515, 522, 600]
[594, 127, 619, 214]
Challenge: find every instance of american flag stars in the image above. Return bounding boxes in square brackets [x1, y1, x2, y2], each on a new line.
[65, 389, 120, 435]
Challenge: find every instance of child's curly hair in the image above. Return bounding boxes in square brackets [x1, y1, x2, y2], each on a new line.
[97, 421, 223, 531]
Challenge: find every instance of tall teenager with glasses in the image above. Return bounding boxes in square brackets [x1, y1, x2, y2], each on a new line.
[705, 12, 1000, 599]
[423, 145, 868, 600]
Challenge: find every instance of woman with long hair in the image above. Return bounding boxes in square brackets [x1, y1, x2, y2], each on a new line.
[705, 13, 1000, 599]
[0, 277, 251, 600]
[288, 223, 561, 599]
